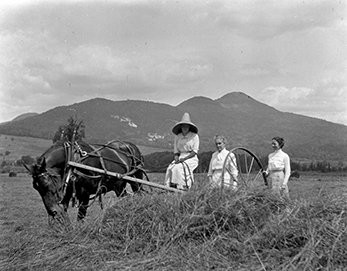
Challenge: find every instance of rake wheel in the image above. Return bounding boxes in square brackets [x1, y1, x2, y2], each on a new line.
[221, 147, 267, 189]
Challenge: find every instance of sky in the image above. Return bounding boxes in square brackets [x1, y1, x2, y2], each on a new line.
[0, 0, 346, 125]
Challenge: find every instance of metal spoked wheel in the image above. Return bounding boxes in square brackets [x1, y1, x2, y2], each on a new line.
[221, 147, 267, 189]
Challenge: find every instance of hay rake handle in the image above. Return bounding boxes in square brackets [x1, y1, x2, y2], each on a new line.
[67, 161, 185, 194]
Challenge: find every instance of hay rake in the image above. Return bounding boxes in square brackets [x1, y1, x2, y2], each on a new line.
[67, 147, 267, 195]
[221, 147, 267, 189]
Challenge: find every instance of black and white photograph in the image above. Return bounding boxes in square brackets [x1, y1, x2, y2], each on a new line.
[1, 0, 346, 270]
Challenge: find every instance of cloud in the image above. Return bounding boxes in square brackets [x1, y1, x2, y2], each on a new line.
[239, 65, 273, 77]
[0, 0, 346, 125]
[60, 45, 132, 79]
[258, 86, 314, 105]
[213, 0, 346, 39]
[256, 74, 347, 125]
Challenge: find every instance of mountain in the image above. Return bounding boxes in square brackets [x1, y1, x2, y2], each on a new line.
[12, 112, 39, 122]
[178, 92, 347, 160]
[0, 98, 183, 148]
[0, 92, 346, 161]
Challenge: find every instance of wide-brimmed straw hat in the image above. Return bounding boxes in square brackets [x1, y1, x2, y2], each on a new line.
[172, 112, 198, 135]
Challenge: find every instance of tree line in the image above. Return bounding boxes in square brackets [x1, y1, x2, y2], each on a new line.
[143, 151, 347, 173]
[1, 117, 346, 174]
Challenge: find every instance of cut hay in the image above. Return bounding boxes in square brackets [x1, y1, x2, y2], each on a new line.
[2, 184, 346, 270]
[98, 185, 346, 270]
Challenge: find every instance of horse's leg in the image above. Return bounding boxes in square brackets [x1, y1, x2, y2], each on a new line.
[60, 182, 72, 212]
[77, 188, 90, 221]
[77, 198, 89, 221]
[112, 178, 128, 197]
[128, 171, 143, 193]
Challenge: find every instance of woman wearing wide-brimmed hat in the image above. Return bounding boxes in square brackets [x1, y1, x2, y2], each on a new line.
[165, 112, 199, 190]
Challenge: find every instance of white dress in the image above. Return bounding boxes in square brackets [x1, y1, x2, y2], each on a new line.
[165, 132, 199, 189]
[207, 148, 238, 188]
[267, 149, 291, 198]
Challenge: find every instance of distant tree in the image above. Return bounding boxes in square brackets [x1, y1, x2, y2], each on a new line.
[301, 163, 308, 171]
[337, 161, 344, 172]
[1, 151, 10, 162]
[52, 126, 65, 143]
[15, 159, 23, 166]
[144, 151, 173, 172]
[196, 151, 213, 173]
[52, 117, 85, 143]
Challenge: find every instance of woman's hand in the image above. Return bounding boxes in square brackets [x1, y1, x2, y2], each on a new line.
[175, 158, 185, 164]
[262, 169, 269, 177]
[175, 151, 196, 164]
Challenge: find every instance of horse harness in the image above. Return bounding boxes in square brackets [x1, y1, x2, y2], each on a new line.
[61, 140, 145, 209]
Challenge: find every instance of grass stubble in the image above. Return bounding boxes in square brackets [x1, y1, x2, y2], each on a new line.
[0, 174, 346, 271]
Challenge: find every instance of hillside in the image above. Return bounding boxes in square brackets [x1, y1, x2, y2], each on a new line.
[0, 134, 52, 161]
[177, 92, 347, 160]
[0, 92, 346, 161]
[12, 112, 39, 122]
[0, 134, 170, 162]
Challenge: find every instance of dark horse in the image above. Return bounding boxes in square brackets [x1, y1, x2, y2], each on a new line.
[24, 139, 147, 225]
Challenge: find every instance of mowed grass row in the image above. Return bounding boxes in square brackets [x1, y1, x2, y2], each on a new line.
[0, 173, 346, 270]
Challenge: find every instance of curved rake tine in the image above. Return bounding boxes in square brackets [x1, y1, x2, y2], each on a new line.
[235, 154, 247, 187]
[225, 167, 239, 186]
[246, 156, 255, 181]
[222, 148, 266, 189]
[244, 154, 248, 174]
[254, 170, 262, 181]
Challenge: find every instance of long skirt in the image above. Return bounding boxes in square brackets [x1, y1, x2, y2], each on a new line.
[268, 171, 289, 199]
[165, 154, 198, 190]
[210, 169, 237, 189]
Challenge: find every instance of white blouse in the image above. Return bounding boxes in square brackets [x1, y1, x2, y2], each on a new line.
[268, 149, 290, 171]
[174, 132, 199, 154]
[267, 149, 291, 184]
[208, 148, 238, 180]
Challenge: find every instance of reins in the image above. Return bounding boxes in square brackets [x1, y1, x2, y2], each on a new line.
[182, 161, 193, 189]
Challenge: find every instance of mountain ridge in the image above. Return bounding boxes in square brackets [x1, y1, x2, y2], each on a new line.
[0, 92, 346, 161]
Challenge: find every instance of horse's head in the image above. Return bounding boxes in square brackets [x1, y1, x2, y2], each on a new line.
[39, 142, 67, 177]
[23, 158, 68, 222]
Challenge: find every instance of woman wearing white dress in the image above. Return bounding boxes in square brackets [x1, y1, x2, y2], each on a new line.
[207, 135, 238, 189]
[264, 137, 291, 199]
[165, 112, 199, 190]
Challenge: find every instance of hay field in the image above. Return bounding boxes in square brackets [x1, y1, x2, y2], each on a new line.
[1, 172, 346, 270]
[0, 135, 52, 161]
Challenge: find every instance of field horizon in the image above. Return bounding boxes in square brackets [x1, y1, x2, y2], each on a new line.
[1, 134, 346, 172]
